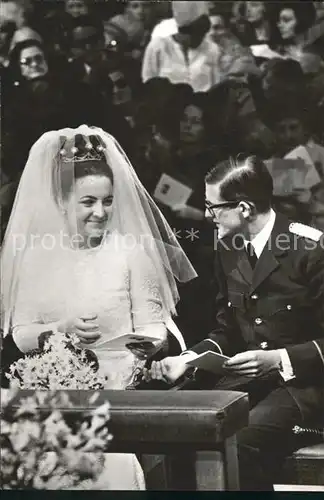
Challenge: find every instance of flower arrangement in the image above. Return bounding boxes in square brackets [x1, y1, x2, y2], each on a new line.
[6, 331, 108, 390]
[0, 389, 112, 489]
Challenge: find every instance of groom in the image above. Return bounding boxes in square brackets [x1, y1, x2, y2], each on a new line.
[146, 155, 324, 490]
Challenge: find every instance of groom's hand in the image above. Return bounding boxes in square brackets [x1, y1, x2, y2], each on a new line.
[144, 355, 189, 384]
[224, 350, 281, 377]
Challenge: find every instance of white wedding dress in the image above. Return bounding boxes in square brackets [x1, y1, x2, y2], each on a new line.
[11, 231, 168, 490]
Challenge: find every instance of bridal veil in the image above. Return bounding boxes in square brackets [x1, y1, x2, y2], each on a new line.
[1, 125, 197, 334]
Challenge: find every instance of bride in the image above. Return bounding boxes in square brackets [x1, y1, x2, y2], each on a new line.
[0, 125, 197, 489]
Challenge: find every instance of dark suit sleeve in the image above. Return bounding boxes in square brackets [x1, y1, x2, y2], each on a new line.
[189, 250, 242, 357]
[286, 240, 324, 382]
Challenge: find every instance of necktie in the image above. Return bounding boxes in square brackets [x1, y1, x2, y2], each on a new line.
[246, 241, 258, 269]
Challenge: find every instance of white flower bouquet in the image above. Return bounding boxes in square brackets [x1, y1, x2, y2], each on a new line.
[0, 390, 112, 489]
[6, 331, 108, 390]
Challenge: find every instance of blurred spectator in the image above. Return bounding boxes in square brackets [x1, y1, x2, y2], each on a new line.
[69, 15, 105, 69]
[103, 1, 151, 62]
[138, 86, 216, 344]
[271, 107, 311, 157]
[268, 105, 324, 228]
[207, 78, 275, 159]
[257, 58, 306, 109]
[306, 65, 324, 142]
[231, 1, 279, 46]
[2, 40, 66, 181]
[0, 18, 16, 68]
[64, 0, 89, 19]
[140, 88, 219, 223]
[275, 1, 317, 57]
[105, 54, 143, 131]
[2, 38, 134, 179]
[149, 0, 245, 83]
[302, 2, 324, 61]
[0, 0, 31, 28]
[207, 8, 260, 79]
[150, 17, 177, 39]
[142, 1, 222, 92]
[9, 25, 42, 52]
[103, 20, 129, 53]
[41, 9, 74, 58]
[314, 1, 324, 21]
[66, 13, 141, 137]
[133, 77, 176, 155]
[13, 39, 48, 81]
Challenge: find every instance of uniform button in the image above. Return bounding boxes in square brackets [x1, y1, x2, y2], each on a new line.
[228, 301, 232, 307]
[286, 304, 292, 310]
[260, 341, 268, 349]
[251, 294, 258, 300]
[254, 317, 262, 325]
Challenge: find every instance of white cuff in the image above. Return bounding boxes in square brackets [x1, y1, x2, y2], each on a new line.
[279, 348, 295, 381]
[206, 339, 223, 355]
[180, 350, 198, 362]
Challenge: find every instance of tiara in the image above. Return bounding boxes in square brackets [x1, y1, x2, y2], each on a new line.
[59, 143, 106, 163]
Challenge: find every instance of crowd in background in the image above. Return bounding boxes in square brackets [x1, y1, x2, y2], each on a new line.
[1, 0, 324, 344]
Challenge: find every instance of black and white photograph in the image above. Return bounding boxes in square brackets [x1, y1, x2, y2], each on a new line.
[0, 0, 324, 492]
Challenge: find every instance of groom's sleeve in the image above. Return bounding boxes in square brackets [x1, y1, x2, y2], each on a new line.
[187, 251, 242, 357]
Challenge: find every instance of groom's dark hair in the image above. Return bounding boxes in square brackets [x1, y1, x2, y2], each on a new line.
[205, 155, 273, 214]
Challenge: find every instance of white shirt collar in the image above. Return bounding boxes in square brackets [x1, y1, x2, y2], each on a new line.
[244, 208, 276, 258]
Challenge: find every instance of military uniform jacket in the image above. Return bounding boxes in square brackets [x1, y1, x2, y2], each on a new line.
[192, 213, 324, 420]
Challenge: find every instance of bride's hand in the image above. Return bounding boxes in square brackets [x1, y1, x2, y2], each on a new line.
[58, 314, 101, 344]
[143, 356, 188, 383]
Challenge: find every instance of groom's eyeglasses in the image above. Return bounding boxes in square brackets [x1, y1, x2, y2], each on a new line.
[205, 201, 240, 217]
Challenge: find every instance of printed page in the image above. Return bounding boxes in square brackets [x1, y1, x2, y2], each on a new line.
[186, 350, 230, 375]
[154, 173, 193, 208]
[94, 333, 162, 351]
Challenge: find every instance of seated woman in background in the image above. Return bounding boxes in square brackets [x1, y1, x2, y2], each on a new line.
[137, 87, 217, 346]
[208, 7, 260, 80]
[0, 125, 196, 488]
[231, 1, 279, 47]
[104, 0, 151, 63]
[274, 1, 317, 58]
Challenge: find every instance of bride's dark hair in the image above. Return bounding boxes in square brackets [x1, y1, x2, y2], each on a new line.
[52, 133, 114, 202]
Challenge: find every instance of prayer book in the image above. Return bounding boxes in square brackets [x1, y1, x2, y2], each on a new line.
[185, 350, 230, 375]
[285, 145, 322, 190]
[154, 173, 193, 208]
[93, 333, 162, 351]
[264, 155, 320, 199]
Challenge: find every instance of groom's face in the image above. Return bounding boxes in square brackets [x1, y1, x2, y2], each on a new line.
[65, 174, 113, 244]
[205, 183, 244, 239]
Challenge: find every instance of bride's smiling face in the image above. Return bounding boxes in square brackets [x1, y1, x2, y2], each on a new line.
[65, 174, 114, 243]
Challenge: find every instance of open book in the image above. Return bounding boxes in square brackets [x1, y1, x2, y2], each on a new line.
[264, 158, 307, 197]
[185, 350, 258, 389]
[185, 350, 230, 375]
[93, 333, 162, 351]
[284, 145, 321, 190]
[250, 44, 286, 60]
[265, 149, 321, 198]
[153, 173, 193, 209]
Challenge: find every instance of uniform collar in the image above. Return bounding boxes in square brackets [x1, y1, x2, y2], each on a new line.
[220, 211, 292, 292]
[245, 208, 276, 258]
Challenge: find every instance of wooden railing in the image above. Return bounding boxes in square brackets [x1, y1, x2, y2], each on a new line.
[11, 389, 249, 491]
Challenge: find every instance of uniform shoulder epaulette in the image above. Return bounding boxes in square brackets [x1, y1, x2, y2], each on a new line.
[289, 222, 323, 242]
